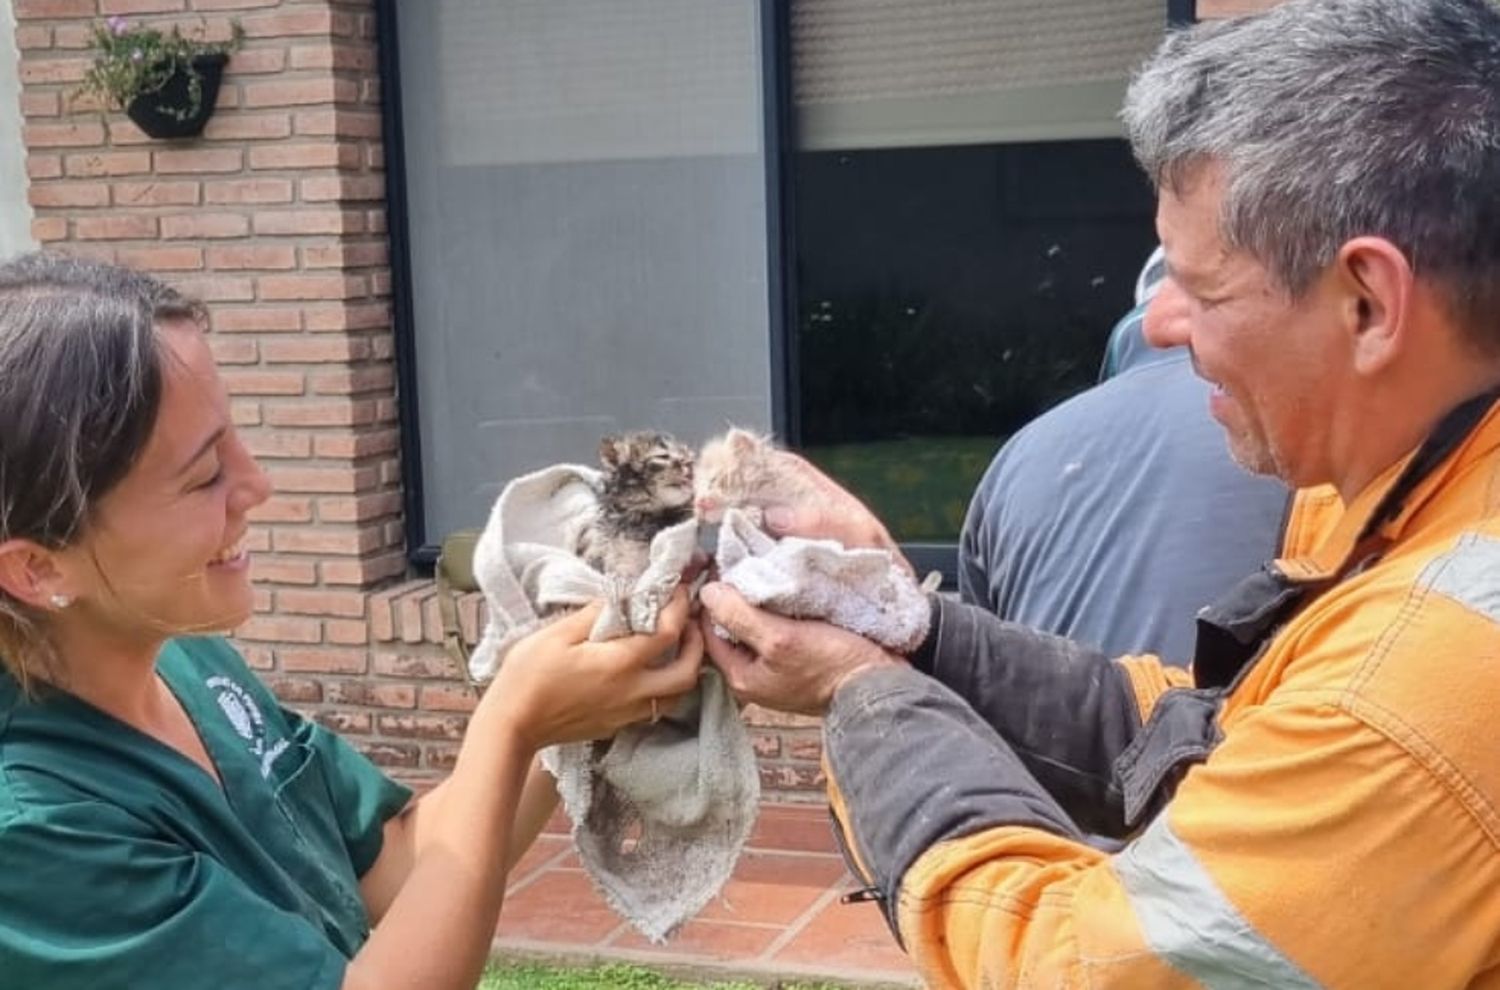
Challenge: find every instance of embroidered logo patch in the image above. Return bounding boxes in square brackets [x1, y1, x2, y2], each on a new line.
[206, 675, 289, 777]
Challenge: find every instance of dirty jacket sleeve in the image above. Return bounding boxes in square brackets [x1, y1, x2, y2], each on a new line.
[903, 595, 1189, 836]
[826, 596, 1493, 989]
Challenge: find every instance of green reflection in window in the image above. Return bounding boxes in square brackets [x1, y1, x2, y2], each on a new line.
[793, 139, 1156, 542]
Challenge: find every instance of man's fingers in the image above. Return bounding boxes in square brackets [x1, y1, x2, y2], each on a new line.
[696, 581, 797, 660]
[762, 502, 819, 538]
[699, 608, 755, 668]
[698, 608, 760, 695]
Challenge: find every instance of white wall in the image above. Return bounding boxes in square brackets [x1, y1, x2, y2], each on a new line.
[0, 0, 33, 258]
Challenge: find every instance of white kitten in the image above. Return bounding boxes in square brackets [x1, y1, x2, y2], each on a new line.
[693, 427, 823, 527]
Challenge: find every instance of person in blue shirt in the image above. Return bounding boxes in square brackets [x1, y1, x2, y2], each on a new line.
[1096, 245, 1167, 382]
[0, 252, 704, 990]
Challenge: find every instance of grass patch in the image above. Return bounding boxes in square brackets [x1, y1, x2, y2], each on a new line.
[802, 435, 1002, 543]
[479, 960, 851, 990]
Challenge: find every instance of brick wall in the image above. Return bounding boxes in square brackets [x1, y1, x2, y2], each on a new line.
[16, 0, 424, 776]
[11, 0, 828, 799]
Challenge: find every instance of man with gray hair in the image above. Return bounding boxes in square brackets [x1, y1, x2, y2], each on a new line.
[695, 1, 1500, 986]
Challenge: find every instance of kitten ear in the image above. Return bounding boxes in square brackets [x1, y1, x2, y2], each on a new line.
[729, 428, 761, 454]
[600, 435, 626, 468]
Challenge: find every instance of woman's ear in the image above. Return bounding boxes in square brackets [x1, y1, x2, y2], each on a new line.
[0, 539, 71, 611]
[1337, 237, 1413, 377]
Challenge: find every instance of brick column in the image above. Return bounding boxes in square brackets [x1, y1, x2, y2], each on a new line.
[15, 0, 418, 755]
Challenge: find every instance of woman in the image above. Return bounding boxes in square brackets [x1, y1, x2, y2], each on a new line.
[0, 253, 704, 990]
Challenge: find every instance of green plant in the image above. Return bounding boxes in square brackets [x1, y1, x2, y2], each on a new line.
[78, 16, 244, 121]
[479, 959, 856, 989]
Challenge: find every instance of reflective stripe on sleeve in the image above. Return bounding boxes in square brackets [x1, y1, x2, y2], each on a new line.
[1114, 814, 1323, 990]
[1423, 532, 1500, 625]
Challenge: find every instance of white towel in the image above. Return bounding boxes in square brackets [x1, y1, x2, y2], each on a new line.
[714, 507, 931, 653]
[468, 464, 759, 943]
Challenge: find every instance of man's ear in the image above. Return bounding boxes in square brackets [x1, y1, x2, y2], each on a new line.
[1337, 237, 1413, 377]
[0, 539, 70, 610]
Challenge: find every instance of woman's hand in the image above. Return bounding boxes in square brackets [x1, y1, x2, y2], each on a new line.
[486, 586, 704, 750]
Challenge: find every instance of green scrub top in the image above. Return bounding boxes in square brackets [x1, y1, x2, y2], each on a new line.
[0, 636, 413, 989]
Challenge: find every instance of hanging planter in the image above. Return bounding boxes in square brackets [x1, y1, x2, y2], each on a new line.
[125, 53, 229, 140]
[76, 16, 244, 142]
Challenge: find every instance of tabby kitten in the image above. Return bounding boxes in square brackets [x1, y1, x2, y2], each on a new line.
[578, 430, 696, 585]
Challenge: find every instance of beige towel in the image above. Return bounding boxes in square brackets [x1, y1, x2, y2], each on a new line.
[714, 507, 932, 653]
[469, 464, 760, 943]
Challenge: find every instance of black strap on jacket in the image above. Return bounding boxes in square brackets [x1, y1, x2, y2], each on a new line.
[1191, 385, 1500, 690]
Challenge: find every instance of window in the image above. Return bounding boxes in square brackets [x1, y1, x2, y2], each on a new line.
[385, 0, 780, 554]
[787, 0, 1165, 564]
[383, 0, 1173, 567]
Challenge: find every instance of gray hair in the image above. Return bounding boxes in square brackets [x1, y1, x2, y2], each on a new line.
[0, 252, 204, 689]
[1123, 0, 1500, 352]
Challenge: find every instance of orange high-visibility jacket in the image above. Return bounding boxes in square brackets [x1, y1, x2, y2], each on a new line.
[823, 391, 1500, 989]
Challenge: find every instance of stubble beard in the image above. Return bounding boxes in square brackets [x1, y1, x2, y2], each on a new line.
[1224, 426, 1280, 478]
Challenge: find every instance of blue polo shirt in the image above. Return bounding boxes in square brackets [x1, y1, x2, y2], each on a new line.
[0, 637, 412, 989]
[959, 351, 1290, 665]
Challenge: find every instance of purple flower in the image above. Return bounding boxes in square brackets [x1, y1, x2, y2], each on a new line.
[106, 15, 128, 36]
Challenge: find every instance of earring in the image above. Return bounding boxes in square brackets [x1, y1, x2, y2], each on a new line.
[49, 593, 73, 610]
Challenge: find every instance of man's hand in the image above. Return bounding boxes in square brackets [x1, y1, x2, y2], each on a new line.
[697, 582, 903, 716]
[759, 451, 913, 574]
